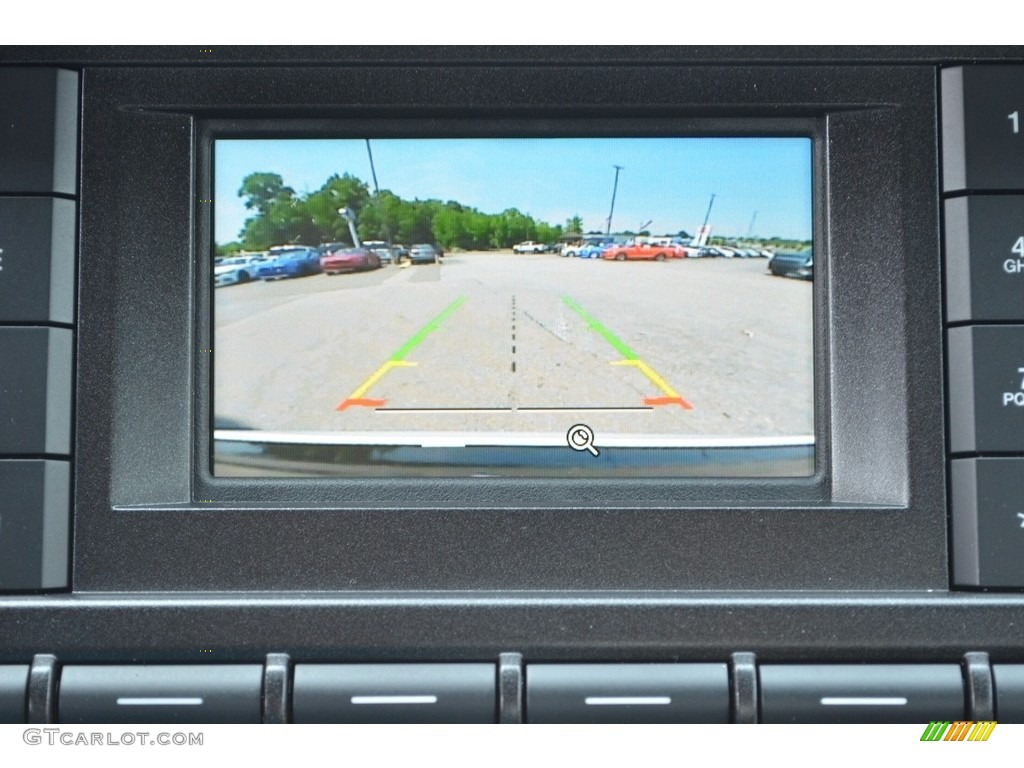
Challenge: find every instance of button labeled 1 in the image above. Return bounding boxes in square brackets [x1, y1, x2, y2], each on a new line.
[943, 66, 1024, 192]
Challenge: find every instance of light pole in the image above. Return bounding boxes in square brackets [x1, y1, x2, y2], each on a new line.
[606, 165, 624, 236]
[338, 207, 361, 249]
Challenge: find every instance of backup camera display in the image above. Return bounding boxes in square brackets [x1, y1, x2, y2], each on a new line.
[212, 138, 814, 477]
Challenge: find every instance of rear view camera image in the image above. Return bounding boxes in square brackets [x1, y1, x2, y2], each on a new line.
[212, 138, 814, 477]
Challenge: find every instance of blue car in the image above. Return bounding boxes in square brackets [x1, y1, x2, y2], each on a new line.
[257, 246, 322, 280]
[561, 242, 609, 259]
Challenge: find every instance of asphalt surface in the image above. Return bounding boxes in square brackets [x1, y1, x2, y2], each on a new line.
[214, 252, 813, 443]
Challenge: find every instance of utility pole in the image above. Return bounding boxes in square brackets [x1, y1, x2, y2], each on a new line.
[746, 210, 758, 239]
[365, 139, 380, 193]
[699, 193, 717, 244]
[606, 165, 624, 236]
[365, 139, 391, 244]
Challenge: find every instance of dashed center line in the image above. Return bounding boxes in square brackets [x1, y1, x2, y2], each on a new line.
[511, 295, 517, 373]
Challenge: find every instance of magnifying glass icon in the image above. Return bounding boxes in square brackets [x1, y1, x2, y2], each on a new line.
[566, 423, 599, 457]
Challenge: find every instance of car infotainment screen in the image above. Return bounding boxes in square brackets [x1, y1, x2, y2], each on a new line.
[211, 137, 814, 478]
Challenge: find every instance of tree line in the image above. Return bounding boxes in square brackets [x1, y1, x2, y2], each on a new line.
[217, 172, 582, 256]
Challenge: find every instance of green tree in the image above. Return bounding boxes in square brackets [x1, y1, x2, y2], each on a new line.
[358, 190, 403, 243]
[491, 208, 535, 247]
[227, 170, 576, 253]
[431, 203, 468, 250]
[215, 241, 244, 258]
[464, 210, 493, 249]
[565, 215, 584, 236]
[536, 222, 563, 244]
[306, 174, 371, 243]
[238, 173, 295, 216]
[395, 200, 435, 244]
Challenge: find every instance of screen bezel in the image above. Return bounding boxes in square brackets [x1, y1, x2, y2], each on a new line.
[72, 63, 946, 593]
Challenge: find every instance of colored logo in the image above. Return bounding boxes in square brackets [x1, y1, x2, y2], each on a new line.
[920, 721, 997, 741]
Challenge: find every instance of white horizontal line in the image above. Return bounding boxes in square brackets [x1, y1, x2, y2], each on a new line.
[584, 696, 672, 706]
[214, 429, 815, 450]
[376, 408, 652, 415]
[351, 695, 438, 705]
[116, 698, 204, 706]
[820, 697, 908, 706]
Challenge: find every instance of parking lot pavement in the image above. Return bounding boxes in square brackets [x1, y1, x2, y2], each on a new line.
[214, 252, 813, 441]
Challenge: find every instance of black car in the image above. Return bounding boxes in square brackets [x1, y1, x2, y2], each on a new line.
[768, 248, 813, 280]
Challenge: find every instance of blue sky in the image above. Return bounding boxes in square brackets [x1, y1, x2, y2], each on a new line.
[214, 137, 813, 244]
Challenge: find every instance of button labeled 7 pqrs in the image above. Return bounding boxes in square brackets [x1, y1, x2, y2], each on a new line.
[949, 326, 1024, 453]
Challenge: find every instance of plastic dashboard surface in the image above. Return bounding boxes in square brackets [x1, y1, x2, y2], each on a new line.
[0, 46, 1023, 724]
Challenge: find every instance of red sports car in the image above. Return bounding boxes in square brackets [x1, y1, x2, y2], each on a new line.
[320, 246, 381, 274]
[601, 242, 682, 261]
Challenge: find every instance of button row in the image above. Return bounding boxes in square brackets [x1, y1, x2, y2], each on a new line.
[2, 661, 1023, 724]
[942, 66, 1024, 588]
[0, 68, 79, 593]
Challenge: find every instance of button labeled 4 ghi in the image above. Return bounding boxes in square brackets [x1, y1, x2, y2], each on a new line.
[1008, 237, 1024, 274]
[945, 197, 1024, 322]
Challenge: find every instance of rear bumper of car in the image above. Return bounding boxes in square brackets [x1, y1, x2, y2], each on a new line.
[769, 261, 813, 279]
[321, 257, 363, 272]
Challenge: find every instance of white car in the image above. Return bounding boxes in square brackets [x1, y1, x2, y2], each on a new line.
[512, 241, 547, 254]
[214, 254, 268, 287]
[674, 245, 703, 258]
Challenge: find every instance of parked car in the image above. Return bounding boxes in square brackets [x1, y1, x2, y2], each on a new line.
[768, 248, 813, 280]
[698, 246, 730, 258]
[644, 237, 688, 257]
[318, 242, 347, 256]
[674, 245, 703, 258]
[257, 246, 322, 280]
[320, 244, 381, 274]
[362, 240, 396, 264]
[562, 242, 609, 259]
[213, 254, 268, 287]
[407, 244, 441, 264]
[512, 240, 547, 254]
[600, 242, 677, 261]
